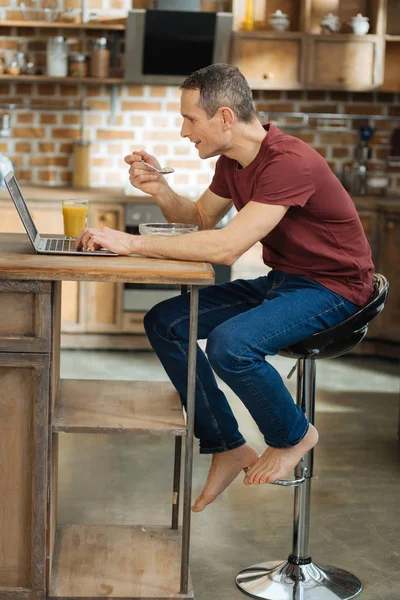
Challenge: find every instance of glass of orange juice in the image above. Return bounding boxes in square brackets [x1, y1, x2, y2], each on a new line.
[62, 199, 88, 239]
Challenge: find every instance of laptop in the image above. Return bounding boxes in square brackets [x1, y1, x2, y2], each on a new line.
[4, 171, 118, 256]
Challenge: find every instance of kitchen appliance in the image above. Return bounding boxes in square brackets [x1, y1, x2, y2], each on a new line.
[124, 9, 233, 85]
[124, 202, 232, 312]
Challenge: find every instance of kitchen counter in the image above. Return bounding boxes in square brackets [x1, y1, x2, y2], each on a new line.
[0, 185, 399, 205]
[0, 185, 153, 203]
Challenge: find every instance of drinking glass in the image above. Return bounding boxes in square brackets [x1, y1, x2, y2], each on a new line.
[62, 199, 88, 239]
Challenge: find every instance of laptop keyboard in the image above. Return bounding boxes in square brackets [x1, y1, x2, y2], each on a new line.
[44, 238, 78, 253]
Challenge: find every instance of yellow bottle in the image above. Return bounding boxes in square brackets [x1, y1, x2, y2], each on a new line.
[243, 0, 254, 30]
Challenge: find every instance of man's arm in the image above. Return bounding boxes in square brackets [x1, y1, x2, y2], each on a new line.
[152, 186, 233, 231]
[76, 201, 289, 264]
[125, 150, 232, 230]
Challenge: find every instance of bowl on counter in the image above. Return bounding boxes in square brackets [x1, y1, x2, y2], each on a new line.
[139, 223, 198, 236]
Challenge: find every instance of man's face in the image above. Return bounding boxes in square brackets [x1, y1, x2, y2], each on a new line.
[180, 88, 229, 159]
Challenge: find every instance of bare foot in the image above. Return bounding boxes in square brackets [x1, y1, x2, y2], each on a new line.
[243, 424, 319, 485]
[192, 444, 259, 513]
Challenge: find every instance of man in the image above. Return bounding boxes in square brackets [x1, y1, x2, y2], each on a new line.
[76, 64, 374, 513]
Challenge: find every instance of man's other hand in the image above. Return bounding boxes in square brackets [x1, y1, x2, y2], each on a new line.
[76, 227, 136, 256]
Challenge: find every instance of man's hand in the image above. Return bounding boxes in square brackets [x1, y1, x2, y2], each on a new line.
[124, 149, 169, 197]
[76, 227, 136, 256]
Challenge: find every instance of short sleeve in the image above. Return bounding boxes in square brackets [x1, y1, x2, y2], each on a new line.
[209, 156, 231, 199]
[253, 151, 315, 208]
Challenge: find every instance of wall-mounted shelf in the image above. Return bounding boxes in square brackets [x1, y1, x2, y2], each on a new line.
[0, 74, 123, 84]
[0, 20, 125, 30]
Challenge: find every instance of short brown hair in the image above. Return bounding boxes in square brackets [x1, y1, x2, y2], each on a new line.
[180, 63, 256, 123]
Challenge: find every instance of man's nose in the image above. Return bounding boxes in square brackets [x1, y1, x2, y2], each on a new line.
[180, 122, 189, 138]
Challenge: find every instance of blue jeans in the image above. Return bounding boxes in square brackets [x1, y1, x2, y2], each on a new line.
[144, 270, 358, 454]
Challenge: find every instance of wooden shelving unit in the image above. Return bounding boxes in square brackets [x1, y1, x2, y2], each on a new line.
[49, 524, 194, 600]
[0, 20, 125, 30]
[52, 379, 186, 435]
[0, 74, 124, 84]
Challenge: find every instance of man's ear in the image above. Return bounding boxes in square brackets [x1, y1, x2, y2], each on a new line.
[219, 107, 235, 130]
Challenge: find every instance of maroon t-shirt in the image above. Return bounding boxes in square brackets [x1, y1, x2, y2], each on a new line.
[209, 123, 374, 306]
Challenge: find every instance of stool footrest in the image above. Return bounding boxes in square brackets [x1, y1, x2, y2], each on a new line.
[236, 559, 362, 599]
[271, 466, 307, 487]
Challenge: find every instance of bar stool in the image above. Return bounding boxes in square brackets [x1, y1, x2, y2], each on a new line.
[236, 273, 389, 600]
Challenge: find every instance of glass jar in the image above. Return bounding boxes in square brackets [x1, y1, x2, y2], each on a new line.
[5, 59, 20, 76]
[90, 37, 110, 78]
[69, 52, 87, 77]
[47, 36, 68, 77]
[72, 140, 91, 188]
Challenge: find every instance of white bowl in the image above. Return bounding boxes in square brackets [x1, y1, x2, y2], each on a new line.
[139, 223, 198, 235]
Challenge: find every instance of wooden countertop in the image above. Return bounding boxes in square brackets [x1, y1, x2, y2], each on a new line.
[0, 185, 398, 207]
[0, 185, 153, 204]
[352, 196, 400, 211]
[0, 234, 215, 285]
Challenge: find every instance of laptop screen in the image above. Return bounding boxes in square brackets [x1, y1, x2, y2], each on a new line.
[5, 173, 39, 245]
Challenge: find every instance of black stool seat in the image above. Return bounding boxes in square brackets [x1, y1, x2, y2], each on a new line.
[280, 274, 389, 360]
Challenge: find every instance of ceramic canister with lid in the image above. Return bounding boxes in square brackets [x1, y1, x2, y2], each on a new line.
[90, 37, 110, 78]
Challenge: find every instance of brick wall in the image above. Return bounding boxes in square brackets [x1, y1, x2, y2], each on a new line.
[1, 21, 399, 195]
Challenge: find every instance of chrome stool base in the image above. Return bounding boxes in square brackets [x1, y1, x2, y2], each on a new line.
[236, 559, 362, 600]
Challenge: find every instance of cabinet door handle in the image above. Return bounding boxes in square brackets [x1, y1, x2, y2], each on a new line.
[386, 221, 396, 230]
[337, 76, 345, 83]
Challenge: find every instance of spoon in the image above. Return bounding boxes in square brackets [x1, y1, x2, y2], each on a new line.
[141, 160, 175, 175]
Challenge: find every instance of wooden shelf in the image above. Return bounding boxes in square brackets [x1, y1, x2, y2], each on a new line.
[49, 524, 194, 600]
[386, 35, 400, 41]
[0, 20, 125, 30]
[0, 74, 123, 84]
[52, 379, 186, 435]
[234, 30, 304, 39]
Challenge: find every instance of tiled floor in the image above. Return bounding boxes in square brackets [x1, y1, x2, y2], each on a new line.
[59, 347, 399, 600]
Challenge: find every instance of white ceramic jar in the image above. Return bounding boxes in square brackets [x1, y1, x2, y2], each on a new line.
[320, 13, 341, 33]
[47, 36, 68, 77]
[269, 10, 290, 32]
[349, 13, 370, 35]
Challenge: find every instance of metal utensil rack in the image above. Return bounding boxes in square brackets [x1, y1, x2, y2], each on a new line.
[258, 111, 400, 166]
[258, 111, 400, 131]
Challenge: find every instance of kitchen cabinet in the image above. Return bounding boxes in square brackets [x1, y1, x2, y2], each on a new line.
[376, 211, 400, 342]
[85, 204, 124, 333]
[306, 35, 384, 90]
[230, 0, 395, 92]
[382, 41, 400, 91]
[354, 197, 400, 359]
[231, 32, 306, 89]
[0, 279, 51, 600]
[382, 0, 400, 91]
